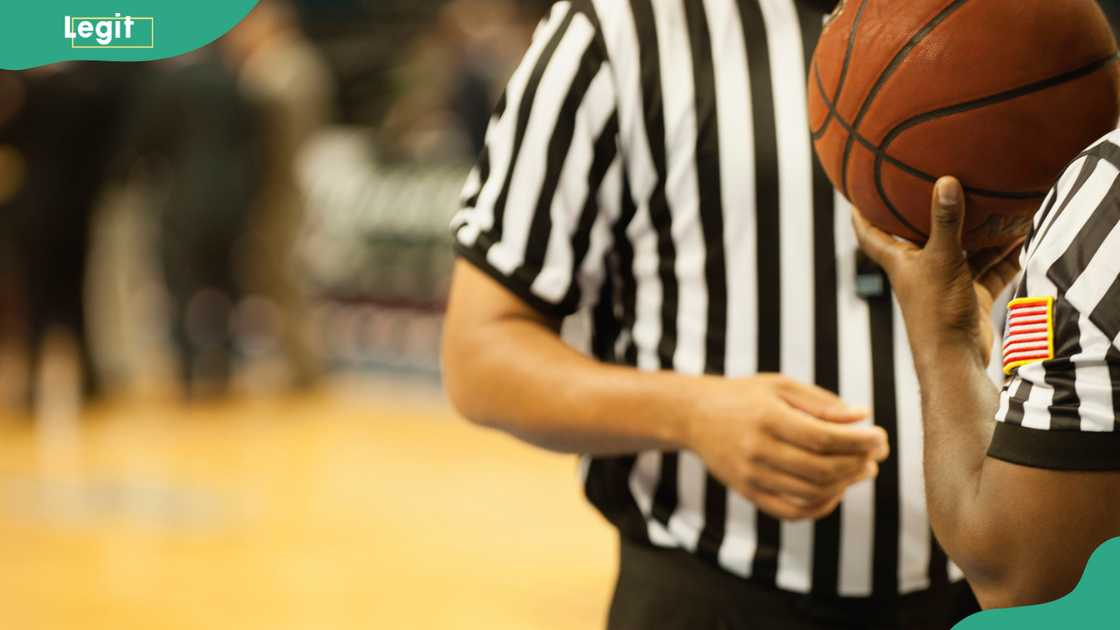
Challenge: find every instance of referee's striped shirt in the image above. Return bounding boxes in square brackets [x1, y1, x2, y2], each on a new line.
[451, 0, 963, 597]
[992, 130, 1120, 472]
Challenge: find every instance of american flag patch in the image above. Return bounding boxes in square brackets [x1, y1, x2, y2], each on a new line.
[1002, 296, 1055, 375]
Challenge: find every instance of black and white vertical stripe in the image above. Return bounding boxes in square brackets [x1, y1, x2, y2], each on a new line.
[452, 0, 962, 596]
[995, 132, 1120, 457]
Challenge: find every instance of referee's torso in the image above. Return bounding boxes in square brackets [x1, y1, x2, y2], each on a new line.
[452, 0, 961, 598]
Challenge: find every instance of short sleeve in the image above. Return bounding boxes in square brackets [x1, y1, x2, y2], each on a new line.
[989, 135, 1120, 471]
[451, 2, 621, 319]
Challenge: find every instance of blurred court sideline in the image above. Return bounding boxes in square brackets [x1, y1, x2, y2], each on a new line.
[0, 381, 615, 629]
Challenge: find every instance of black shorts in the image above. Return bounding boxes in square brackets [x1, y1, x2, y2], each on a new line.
[608, 537, 980, 630]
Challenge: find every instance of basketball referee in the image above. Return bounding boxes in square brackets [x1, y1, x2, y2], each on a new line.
[855, 137, 1120, 609]
[443, 1, 979, 627]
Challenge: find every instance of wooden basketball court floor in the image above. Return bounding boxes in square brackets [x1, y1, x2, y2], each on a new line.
[0, 380, 615, 629]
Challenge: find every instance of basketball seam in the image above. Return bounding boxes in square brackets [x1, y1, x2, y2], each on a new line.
[873, 52, 1120, 240]
[815, 0, 1116, 242]
[877, 53, 1120, 151]
[812, 60, 1078, 241]
[810, 0, 870, 141]
[813, 64, 1051, 199]
[837, 0, 971, 199]
[812, 64, 976, 239]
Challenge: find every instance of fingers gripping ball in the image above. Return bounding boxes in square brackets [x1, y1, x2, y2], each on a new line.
[810, 0, 1120, 250]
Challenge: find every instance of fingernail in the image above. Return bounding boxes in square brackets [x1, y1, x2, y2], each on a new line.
[938, 179, 962, 207]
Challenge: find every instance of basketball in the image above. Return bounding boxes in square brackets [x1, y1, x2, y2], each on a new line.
[809, 0, 1120, 250]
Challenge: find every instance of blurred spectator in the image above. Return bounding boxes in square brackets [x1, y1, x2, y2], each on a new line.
[122, 53, 263, 397]
[0, 73, 27, 409]
[110, 2, 334, 397]
[219, 0, 334, 388]
[378, 0, 541, 161]
[0, 64, 141, 409]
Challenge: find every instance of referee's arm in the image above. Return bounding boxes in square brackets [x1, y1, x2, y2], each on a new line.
[854, 177, 1120, 609]
[445, 263, 882, 522]
[442, 2, 886, 522]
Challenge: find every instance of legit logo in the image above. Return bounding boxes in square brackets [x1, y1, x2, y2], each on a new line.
[64, 14, 154, 48]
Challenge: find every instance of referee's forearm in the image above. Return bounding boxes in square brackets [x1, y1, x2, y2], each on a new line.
[909, 343, 1008, 582]
[443, 316, 691, 455]
[914, 346, 1002, 581]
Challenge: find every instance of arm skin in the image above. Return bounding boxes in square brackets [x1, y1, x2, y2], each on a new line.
[442, 260, 891, 521]
[854, 177, 1120, 609]
[442, 261, 700, 455]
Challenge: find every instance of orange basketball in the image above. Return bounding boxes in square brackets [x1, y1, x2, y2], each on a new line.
[809, 0, 1120, 250]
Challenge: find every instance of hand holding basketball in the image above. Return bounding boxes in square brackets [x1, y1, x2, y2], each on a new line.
[852, 177, 1021, 368]
[812, 0, 1120, 250]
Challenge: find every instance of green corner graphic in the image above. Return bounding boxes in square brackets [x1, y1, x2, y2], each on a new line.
[2, 1, 259, 70]
[955, 537, 1120, 629]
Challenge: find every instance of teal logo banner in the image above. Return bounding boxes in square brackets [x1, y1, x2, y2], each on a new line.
[956, 537, 1120, 629]
[2, 1, 259, 69]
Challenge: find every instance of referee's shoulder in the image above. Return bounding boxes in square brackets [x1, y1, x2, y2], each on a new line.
[561, 0, 608, 23]
[1029, 128, 1120, 254]
[545, 0, 606, 32]
[1074, 128, 1120, 172]
[557, 0, 635, 59]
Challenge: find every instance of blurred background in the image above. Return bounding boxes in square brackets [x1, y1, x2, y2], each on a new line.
[3, 1, 1120, 628]
[0, 1, 615, 629]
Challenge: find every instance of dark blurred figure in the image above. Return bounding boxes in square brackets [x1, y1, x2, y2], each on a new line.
[124, 53, 263, 396]
[379, 0, 541, 161]
[118, 1, 332, 397]
[0, 64, 141, 409]
[219, 0, 333, 388]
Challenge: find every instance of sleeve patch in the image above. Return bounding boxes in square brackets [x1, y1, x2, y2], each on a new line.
[1003, 296, 1055, 375]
